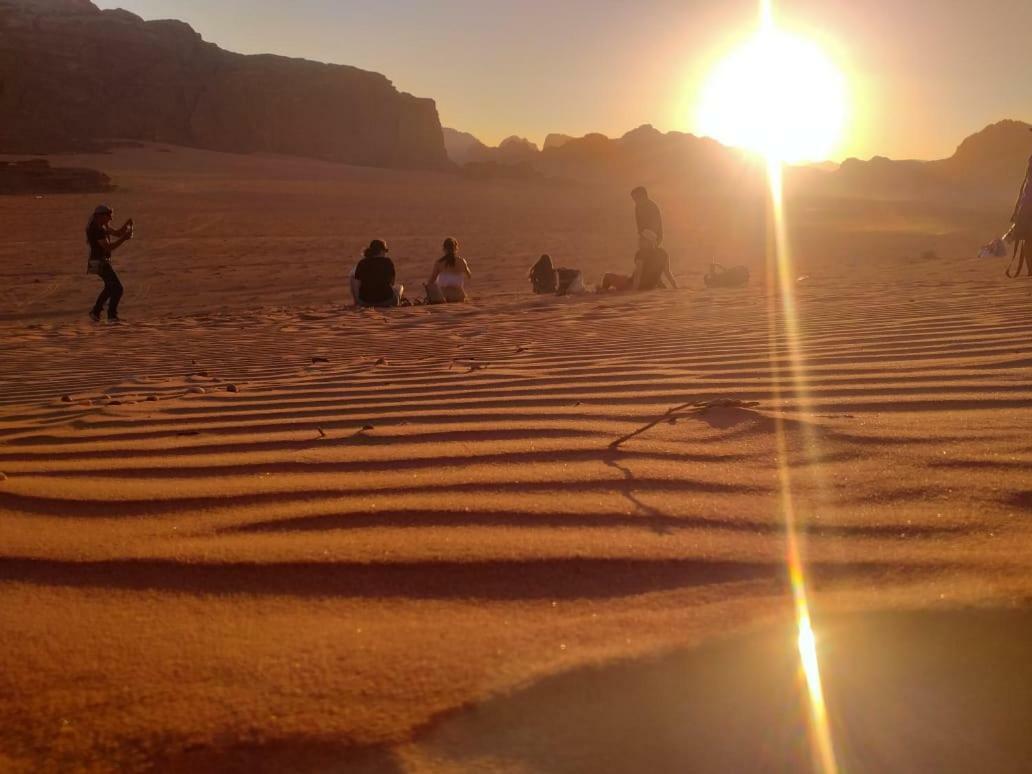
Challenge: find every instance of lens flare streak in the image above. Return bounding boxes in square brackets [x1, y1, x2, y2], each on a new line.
[760, 2, 840, 771]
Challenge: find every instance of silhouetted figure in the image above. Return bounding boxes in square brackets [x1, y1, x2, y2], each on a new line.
[354, 240, 403, 307]
[529, 254, 558, 294]
[600, 230, 677, 292]
[636, 241, 677, 291]
[631, 186, 663, 247]
[426, 237, 472, 303]
[528, 254, 585, 295]
[1009, 150, 1032, 278]
[86, 204, 133, 322]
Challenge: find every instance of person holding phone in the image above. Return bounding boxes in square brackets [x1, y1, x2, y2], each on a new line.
[86, 204, 133, 322]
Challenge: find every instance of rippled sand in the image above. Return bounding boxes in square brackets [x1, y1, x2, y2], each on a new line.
[1, 147, 1030, 772]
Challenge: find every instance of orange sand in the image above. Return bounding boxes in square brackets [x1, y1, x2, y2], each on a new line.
[0, 146, 1030, 772]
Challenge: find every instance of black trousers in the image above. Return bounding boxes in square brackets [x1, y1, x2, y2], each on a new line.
[92, 262, 123, 318]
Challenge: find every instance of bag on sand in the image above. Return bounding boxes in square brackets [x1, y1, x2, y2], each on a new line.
[704, 264, 750, 289]
[556, 268, 586, 296]
[978, 238, 1009, 259]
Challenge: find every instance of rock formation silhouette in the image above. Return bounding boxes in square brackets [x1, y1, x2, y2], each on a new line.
[0, 0, 449, 168]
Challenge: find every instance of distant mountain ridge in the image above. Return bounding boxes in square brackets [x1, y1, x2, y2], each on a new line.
[448, 123, 764, 191]
[0, 0, 449, 168]
[446, 119, 1032, 203]
[797, 120, 1032, 201]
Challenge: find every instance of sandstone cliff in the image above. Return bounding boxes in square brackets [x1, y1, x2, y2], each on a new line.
[0, 0, 449, 168]
[442, 127, 488, 165]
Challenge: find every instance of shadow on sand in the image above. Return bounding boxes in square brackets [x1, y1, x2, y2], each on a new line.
[406, 608, 1032, 773]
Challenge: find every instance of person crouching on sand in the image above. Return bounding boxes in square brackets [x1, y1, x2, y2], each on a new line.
[353, 239, 405, 307]
[425, 237, 472, 303]
[86, 204, 134, 322]
[600, 230, 677, 292]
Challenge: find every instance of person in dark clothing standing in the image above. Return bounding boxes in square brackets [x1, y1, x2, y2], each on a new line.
[354, 239, 403, 307]
[86, 204, 133, 322]
[1009, 147, 1032, 278]
[631, 186, 663, 247]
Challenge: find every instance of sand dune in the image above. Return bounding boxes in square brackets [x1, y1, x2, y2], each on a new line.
[1, 147, 1031, 771]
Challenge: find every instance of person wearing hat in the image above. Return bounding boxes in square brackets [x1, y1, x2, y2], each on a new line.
[86, 204, 133, 322]
[353, 239, 404, 307]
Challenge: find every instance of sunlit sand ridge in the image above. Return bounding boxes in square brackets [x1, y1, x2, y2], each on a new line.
[0, 102, 1030, 773]
[1, 183, 1031, 770]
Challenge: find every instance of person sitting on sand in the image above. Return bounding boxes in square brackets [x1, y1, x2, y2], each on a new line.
[425, 238, 472, 303]
[528, 254, 585, 296]
[86, 204, 134, 322]
[353, 239, 404, 307]
[600, 230, 677, 292]
[529, 254, 558, 294]
[631, 186, 663, 247]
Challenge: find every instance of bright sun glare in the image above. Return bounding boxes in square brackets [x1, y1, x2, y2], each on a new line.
[696, 19, 847, 163]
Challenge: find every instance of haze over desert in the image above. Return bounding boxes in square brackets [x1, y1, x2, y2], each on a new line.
[2, 1, 1032, 772]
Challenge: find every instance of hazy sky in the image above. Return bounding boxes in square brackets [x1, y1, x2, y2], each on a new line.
[96, 0, 1032, 161]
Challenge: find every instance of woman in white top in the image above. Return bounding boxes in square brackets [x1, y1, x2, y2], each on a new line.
[426, 237, 472, 303]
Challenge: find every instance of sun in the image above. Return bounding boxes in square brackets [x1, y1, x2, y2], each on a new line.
[696, 21, 848, 164]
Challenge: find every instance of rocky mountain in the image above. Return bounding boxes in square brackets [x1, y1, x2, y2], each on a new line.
[802, 120, 1032, 202]
[451, 123, 764, 191]
[442, 127, 488, 165]
[0, 0, 449, 168]
[451, 118, 1030, 206]
[543, 133, 574, 151]
[933, 120, 1032, 190]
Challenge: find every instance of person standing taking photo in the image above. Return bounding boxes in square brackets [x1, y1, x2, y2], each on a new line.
[86, 204, 133, 322]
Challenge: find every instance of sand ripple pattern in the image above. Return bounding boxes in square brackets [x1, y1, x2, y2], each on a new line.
[1, 283, 1031, 771]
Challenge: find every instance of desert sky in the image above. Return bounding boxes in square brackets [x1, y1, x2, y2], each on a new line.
[95, 0, 1032, 160]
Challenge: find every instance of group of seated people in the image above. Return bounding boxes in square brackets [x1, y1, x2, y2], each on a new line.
[349, 237, 472, 308]
[350, 226, 676, 308]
